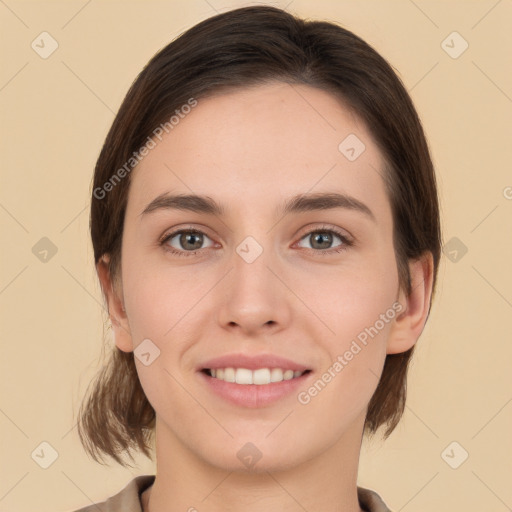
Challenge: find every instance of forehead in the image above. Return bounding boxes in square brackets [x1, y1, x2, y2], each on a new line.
[126, 81, 390, 219]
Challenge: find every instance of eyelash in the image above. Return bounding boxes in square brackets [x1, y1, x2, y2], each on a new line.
[158, 224, 354, 258]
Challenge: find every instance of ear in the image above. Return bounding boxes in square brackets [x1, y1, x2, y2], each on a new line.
[96, 254, 134, 353]
[387, 251, 434, 354]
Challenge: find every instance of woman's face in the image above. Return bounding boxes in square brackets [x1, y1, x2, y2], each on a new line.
[114, 82, 405, 471]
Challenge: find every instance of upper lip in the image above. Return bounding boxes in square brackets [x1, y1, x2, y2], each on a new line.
[199, 353, 311, 372]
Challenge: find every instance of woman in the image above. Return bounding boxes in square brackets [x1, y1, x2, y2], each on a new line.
[73, 5, 441, 512]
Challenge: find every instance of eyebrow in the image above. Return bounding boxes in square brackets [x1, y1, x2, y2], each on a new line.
[140, 191, 376, 222]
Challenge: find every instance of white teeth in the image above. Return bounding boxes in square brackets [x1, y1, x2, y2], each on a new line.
[235, 368, 253, 384]
[270, 368, 283, 383]
[224, 367, 235, 383]
[283, 370, 294, 380]
[253, 368, 271, 385]
[207, 367, 306, 385]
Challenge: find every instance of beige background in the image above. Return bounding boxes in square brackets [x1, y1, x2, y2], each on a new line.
[1, 0, 511, 511]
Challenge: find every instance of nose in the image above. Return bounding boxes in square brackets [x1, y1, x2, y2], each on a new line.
[216, 238, 291, 336]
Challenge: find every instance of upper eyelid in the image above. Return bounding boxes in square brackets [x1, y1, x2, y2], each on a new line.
[159, 225, 213, 242]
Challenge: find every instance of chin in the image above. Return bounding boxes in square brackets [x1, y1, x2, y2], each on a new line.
[196, 438, 313, 474]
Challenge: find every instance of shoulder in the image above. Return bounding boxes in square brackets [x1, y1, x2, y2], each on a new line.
[66, 474, 156, 512]
[357, 485, 393, 512]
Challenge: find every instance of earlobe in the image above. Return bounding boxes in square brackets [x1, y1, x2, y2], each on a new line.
[387, 252, 434, 355]
[96, 254, 134, 353]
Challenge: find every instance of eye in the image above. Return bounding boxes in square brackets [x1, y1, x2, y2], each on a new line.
[159, 228, 215, 256]
[296, 225, 353, 255]
[159, 224, 353, 258]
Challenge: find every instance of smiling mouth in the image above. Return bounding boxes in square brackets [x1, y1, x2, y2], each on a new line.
[201, 367, 312, 385]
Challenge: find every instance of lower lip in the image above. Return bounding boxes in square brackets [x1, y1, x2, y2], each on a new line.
[198, 371, 312, 408]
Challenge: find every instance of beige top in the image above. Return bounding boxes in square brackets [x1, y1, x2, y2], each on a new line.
[69, 474, 392, 512]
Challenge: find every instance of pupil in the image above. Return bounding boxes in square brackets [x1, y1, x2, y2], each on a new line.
[182, 232, 202, 250]
[313, 232, 331, 249]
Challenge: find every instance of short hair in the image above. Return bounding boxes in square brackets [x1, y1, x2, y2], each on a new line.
[78, 5, 441, 466]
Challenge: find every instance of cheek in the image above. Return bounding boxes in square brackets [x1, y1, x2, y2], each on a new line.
[123, 265, 196, 412]
[300, 249, 398, 400]
[122, 253, 205, 341]
[308, 251, 398, 343]
[295, 286, 396, 435]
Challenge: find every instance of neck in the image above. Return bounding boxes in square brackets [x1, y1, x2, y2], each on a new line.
[143, 414, 366, 512]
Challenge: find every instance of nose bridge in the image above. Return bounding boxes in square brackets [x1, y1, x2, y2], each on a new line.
[215, 229, 288, 332]
[220, 195, 286, 285]
[231, 232, 275, 294]
[235, 233, 267, 266]
[228, 201, 277, 274]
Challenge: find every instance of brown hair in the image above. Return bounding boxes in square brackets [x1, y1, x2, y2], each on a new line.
[78, 5, 441, 467]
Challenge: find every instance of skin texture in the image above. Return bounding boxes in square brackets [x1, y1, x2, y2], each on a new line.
[97, 82, 434, 512]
